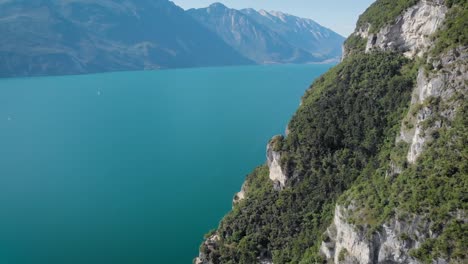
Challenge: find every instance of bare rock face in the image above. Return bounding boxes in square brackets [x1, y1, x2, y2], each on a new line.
[232, 181, 247, 204]
[365, 0, 447, 58]
[343, 0, 447, 61]
[320, 205, 441, 264]
[233, 135, 288, 205]
[266, 136, 288, 190]
[320, 206, 373, 264]
[401, 47, 468, 163]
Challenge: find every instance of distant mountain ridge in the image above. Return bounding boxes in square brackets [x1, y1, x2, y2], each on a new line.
[241, 8, 344, 60]
[188, 3, 345, 64]
[0, 0, 344, 77]
[0, 0, 252, 77]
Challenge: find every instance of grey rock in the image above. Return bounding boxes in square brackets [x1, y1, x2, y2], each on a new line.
[404, 47, 468, 163]
[267, 135, 288, 190]
[365, 0, 447, 58]
[320, 205, 438, 264]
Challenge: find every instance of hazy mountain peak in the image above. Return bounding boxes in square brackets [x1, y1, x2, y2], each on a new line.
[208, 2, 228, 10]
[264, 10, 288, 21]
[258, 9, 269, 16]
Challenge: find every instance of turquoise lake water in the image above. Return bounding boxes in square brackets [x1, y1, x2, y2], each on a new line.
[0, 64, 331, 264]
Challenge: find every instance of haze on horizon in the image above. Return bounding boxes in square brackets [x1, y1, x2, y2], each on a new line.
[171, 0, 376, 36]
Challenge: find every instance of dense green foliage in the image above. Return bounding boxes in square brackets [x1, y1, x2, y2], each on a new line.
[343, 100, 468, 263]
[343, 34, 367, 59]
[356, 0, 418, 33]
[200, 52, 416, 263]
[199, 1, 468, 263]
[431, 0, 468, 55]
[337, 1, 468, 262]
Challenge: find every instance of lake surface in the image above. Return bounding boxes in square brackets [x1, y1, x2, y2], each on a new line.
[0, 64, 331, 264]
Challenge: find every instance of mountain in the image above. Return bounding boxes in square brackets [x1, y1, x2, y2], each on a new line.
[187, 3, 344, 64]
[241, 8, 344, 61]
[196, 0, 467, 263]
[0, 0, 252, 77]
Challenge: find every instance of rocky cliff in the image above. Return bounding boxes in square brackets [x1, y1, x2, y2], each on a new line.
[349, 0, 447, 59]
[321, 46, 467, 264]
[321, 0, 467, 263]
[196, 0, 467, 263]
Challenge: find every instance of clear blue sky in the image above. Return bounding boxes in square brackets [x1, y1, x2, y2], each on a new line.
[171, 0, 375, 36]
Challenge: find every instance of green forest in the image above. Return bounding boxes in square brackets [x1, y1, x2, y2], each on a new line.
[200, 52, 418, 263]
[198, 0, 467, 263]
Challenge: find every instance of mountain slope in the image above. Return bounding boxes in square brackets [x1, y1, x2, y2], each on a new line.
[0, 0, 252, 77]
[187, 3, 344, 64]
[195, 0, 467, 263]
[241, 8, 345, 61]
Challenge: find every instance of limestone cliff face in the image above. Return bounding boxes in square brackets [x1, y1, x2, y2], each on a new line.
[233, 181, 247, 204]
[365, 0, 447, 58]
[233, 135, 288, 204]
[345, 0, 447, 60]
[266, 136, 288, 190]
[320, 206, 374, 264]
[402, 47, 468, 163]
[320, 205, 449, 264]
[321, 1, 467, 263]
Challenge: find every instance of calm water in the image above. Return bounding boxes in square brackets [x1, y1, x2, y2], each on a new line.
[0, 64, 331, 264]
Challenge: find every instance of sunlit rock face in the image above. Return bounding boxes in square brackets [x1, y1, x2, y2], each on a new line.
[266, 136, 288, 190]
[320, 205, 445, 264]
[404, 47, 468, 164]
[364, 0, 447, 58]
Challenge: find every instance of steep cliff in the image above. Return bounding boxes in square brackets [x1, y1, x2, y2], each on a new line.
[196, 0, 467, 263]
[344, 0, 448, 59]
[321, 1, 467, 263]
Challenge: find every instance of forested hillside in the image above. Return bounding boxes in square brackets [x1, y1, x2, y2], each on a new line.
[195, 0, 467, 263]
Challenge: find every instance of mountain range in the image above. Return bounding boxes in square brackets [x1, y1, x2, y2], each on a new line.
[0, 0, 251, 77]
[188, 3, 344, 64]
[0, 0, 344, 78]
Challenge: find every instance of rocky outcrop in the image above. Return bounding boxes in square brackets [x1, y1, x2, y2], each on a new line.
[344, 0, 447, 60]
[320, 205, 443, 264]
[364, 0, 447, 58]
[267, 136, 288, 190]
[232, 135, 289, 204]
[195, 234, 219, 264]
[320, 206, 373, 264]
[400, 47, 468, 163]
[233, 181, 247, 204]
